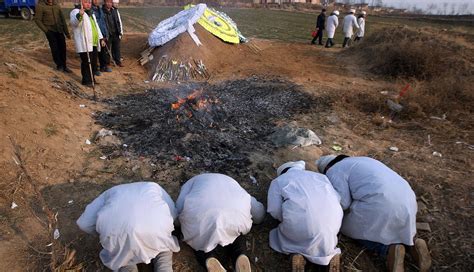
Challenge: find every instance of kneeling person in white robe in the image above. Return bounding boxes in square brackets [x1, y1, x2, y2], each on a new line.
[267, 161, 343, 272]
[77, 182, 180, 272]
[176, 173, 265, 272]
[317, 155, 431, 272]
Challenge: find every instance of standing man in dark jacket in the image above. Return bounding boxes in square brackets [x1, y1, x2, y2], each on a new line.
[103, 0, 124, 67]
[311, 9, 326, 45]
[34, 0, 72, 73]
[91, 0, 112, 74]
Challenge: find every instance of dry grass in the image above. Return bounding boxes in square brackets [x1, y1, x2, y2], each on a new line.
[351, 26, 474, 117]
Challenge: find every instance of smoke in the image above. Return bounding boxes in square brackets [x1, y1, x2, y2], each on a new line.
[340, 0, 473, 15]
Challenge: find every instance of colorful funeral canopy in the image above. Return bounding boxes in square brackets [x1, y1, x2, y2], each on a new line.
[185, 4, 240, 44]
[148, 3, 206, 47]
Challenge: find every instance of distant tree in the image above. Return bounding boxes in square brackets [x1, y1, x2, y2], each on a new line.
[443, 2, 448, 15]
[458, 3, 469, 15]
[450, 3, 456, 15]
[427, 3, 437, 15]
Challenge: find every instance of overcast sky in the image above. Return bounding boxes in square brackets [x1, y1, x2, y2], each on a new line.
[355, 0, 474, 15]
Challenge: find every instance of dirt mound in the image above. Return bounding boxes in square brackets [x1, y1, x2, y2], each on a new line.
[350, 27, 474, 117]
[352, 26, 473, 80]
[145, 24, 255, 79]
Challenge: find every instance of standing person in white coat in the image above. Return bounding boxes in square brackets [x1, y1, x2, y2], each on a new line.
[267, 161, 343, 272]
[342, 9, 359, 48]
[176, 173, 265, 272]
[325, 10, 339, 48]
[354, 11, 366, 42]
[77, 182, 180, 272]
[70, 0, 105, 87]
[316, 155, 432, 272]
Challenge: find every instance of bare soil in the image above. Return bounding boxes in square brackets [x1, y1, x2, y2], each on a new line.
[0, 25, 472, 272]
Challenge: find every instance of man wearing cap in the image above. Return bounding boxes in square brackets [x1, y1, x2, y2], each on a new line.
[325, 10, 339, 48]
[316, 155, 432, 272]
[311, 9, 326, 45]
[176, 173, 265, 272]
[267, 161, 343, 272]
[77, 182, 180, 272]
[354, 11, 366, 42]
[342, 9, 359, 48]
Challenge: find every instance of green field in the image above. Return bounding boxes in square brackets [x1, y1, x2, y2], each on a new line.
[0, 7, 472, 48]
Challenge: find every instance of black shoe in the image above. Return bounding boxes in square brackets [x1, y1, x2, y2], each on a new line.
[82, 82, 94, 88]
[56, 65, 64, 71]
[318, 43, 324, 45]
[63, 67, 72, 73]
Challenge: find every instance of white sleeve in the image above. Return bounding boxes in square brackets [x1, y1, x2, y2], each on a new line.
[117, 10, 123, 34]
[159, 186, 178, 221]
[353, 17, 360, 29]
[326, 172, 352, 210]
[70, 9, 80, 27]
[267, 179, 283, 222]
[250, 196, 265, 224]
[93, 15, 103, 40]
[335, 18, 339, 28]
[176, 178, 196, 214]
[76, 191, 107, 235]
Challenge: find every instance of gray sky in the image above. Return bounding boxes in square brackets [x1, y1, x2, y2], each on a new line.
[355, 0, 474, 15]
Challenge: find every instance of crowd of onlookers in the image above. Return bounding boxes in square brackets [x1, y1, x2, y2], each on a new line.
[35, 0, 124, 87]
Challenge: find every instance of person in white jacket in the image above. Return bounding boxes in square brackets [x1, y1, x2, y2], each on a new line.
[76, 182, 180, 272]
[325, 10, 339, 48]
[267, 161, 343, 272]
[341, 9, 359, 48]
[354, 11, 366, 42]
[316, 155, 432, 272]
[70, 0, 105, 87]
[176, 173, 265, 272]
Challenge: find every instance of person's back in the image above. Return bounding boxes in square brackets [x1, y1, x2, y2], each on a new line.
[326, 14, 338, 35]
[77, 182, 180, 271]
[268, 165, 343, 268]
[342, 14, 357, 36]
[177, 173, 253, 252]
[326, 157, 417, 245]
[356, 16, 365, 38]
[177, 173, 264, 271]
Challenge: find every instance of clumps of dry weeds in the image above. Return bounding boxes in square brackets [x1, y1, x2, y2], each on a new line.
[352, 26, 474, 116]
[353, 26, 472, 80]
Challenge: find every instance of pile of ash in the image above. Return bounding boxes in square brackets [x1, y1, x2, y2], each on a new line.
[96, 77, 319, 175]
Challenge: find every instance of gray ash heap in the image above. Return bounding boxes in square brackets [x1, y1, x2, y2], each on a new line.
[96, 77, 320, 174]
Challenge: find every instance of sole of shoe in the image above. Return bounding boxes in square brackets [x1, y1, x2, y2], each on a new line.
[388, 245, 405, 272]
[415, 239, 431, 272]
[291, 254, 306, 272]
[205, 257, 226, 272]
[329, 253, 341, 272]
[235, 254, 251, 272]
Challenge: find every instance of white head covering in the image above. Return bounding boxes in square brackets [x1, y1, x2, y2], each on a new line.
[361, 11, 367, 15]
[277, 161, 306, 176]
[316, 155, 337, 173]
[349, 9, 356, 13]
[333, 10, 340, 16]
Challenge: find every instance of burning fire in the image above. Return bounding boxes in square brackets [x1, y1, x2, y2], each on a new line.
[171, 89, 216, 112]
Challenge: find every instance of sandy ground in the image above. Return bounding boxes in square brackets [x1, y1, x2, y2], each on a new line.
[0, 26, 472, 272]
